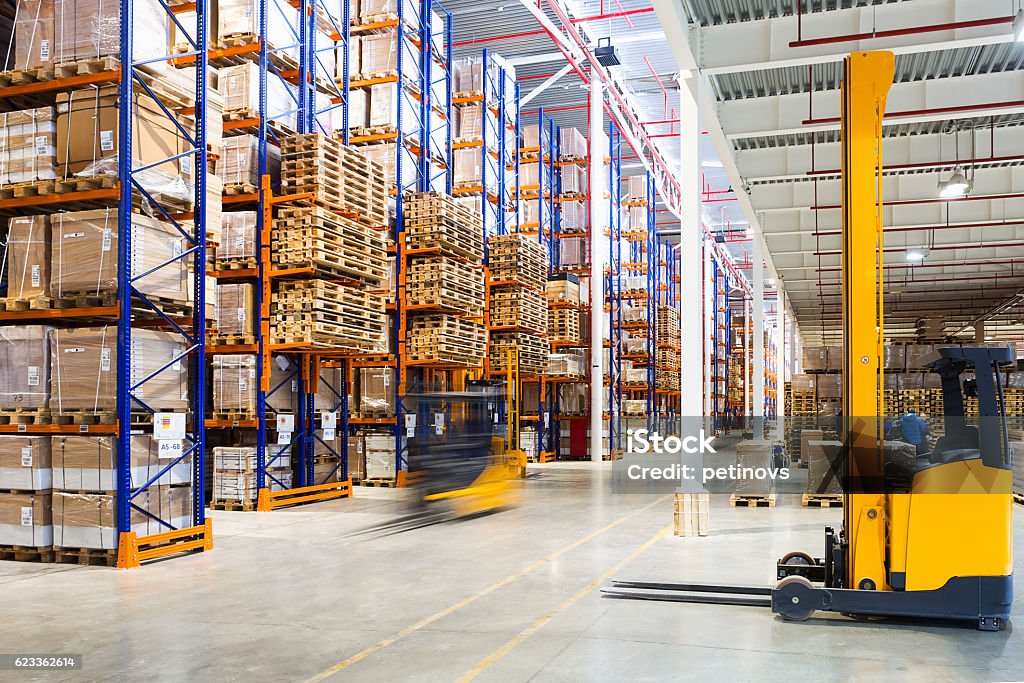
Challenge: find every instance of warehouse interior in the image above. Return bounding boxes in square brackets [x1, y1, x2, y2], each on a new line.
[0, 0, 1023, 679]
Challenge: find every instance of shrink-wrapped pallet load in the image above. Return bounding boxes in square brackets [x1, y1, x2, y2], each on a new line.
[214, 283, 255, 339]
[218, 134, 280, 188]
[212, 354, 257, 416]
[52, 435, 191, 490]
[0, 325, 51, 410]
[364, 432, 395, 480]
[734, 441, 773, 495]
[0, 436, 52, 490]
[0, 491, 52, 546]
[805, 440, 843, 494]
[0, 107, 57, 185]
[216, 212, 258, 264]
[220, 63, 299, 132]
[2, 216, 50, 304]
[12, 0, 55, 70]
[52, 486, 192, 549]
[54, 0, 167, 64]
[358, 368, 395, 418]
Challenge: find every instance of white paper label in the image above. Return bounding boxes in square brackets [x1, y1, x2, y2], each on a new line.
[180, 155, 192, 175]
[99, 130, 114, 152]
[20, 507, 32, 526]
[234, 236, 245, 251]
[30, 264, 40, 287]
[277, 431, 292, 445]
[57, 102, 69, 113]
[290, 380, 298, 392]
[236, 307, 246, 322]
[39, 39, 50, 61]
[275, 356, 291, 371]
[154, 412, 187, 440]
[321, 412, 337, 429]
[64, 232, 85, 240]
[277, 414, 295, 432]
[21, 447, 32, 467]
[406, 427, 415, 438]
[323, 428, 336, 441]
[101, 227, 112, 252]
[27, 366, 40, 386]
[404, 414, 416, 429]
[35, 135, 48, 156]
[158, 439, 184, 459]
[434, 413, 444, 428]
[65, 347, 85, 353]
[239, 377, 248, 391]
[383, 374, 390, 386]
[100, 348, 111, 372]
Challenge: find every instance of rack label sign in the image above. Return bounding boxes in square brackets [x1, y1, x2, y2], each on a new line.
[158, 440, 184, 459]
[321, 412, 337, 429]
[154, 412, 186, 441]
[277, 414, 295, 432]
[323, 428, 336, 441]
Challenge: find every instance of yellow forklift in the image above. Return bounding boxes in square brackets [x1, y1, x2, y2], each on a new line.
[605, 51, 1015, 630]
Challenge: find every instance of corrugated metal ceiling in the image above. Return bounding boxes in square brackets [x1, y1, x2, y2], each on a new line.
[682, 0, 903, 26]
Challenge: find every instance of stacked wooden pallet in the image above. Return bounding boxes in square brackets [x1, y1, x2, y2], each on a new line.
[279, 133, 388, 227]
[489, 333, 548, 374]
[406, 256, 485, 315]
[272, 206, 387, 285]
[549, 308, 580, 342]
[490, 287, 546, 331]
[657, 347, 680, 371]
[270, 280, 386, 351]
[406, 315, 487, 364]
[404, 192, 485, 260]
[657, 305, 680, 346]
[488, 234, 547, 285]
[657, 368, 681, 392]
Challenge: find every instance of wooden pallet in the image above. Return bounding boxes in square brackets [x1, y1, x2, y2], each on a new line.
[210, 498, 257, 511]
[0, 544, 54, 562]
[802, 493, 843, 508]
[214, 257, 258, 271]
[0, 66, 55, 87]
[53, 56, 119, 79]
[223, 182, 258, 196]
[1013, 492, 1023, 507]
[54, 547, 118, 567]
[211, 410, 258, 422]
[0, 295, 53, 311]
[0, 408, 51, 425]
[209, 333, 257, 346]
[404, 192, 485, 260]
[351, 124, 399, 138]
[52, 410, 119, 426]
[358, 477, 398, 487]
[453, 89, 484, 100]
[729, 493, 776, 508]
[273, 206, 387, 286]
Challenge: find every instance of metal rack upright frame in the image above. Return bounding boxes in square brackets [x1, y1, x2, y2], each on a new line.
[606, 123, 623, 455]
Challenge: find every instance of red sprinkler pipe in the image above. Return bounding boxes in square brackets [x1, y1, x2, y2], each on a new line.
[812, 219, 1024, 238]
[810, 191, 1024, 211]
[806, 154, 1024, 177]
[789, 15, 1014, 49]
[804, 99, 1024, 126]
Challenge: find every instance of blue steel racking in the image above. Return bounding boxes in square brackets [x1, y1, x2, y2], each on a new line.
[606, 123, 623, 455]
[0, 0, 214, 565]
[644, 173, 657, 429]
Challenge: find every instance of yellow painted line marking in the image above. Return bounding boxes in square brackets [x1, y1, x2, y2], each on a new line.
[303, 496, 669, 682]
[457, 524, 672, 682]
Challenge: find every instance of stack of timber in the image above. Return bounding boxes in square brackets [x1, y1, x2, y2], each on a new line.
[657, 305, 680, 348]
[272, 206, 387, 286]
[489, 333, 548, 374]
[280, 133, 388, 227]
[406, 256, 485, 315]
[485, 233, 550, 376]
[549, 307, 580, 343]
[488, 234, 547, 285]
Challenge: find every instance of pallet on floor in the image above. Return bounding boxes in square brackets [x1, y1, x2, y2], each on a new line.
[802, 493, 843, 508]
[54, 547, 118, 567]
[358, 477, 398, 488]
[729, 493, 776, 508]
[1013, 492, 1023, 506]
[0, 544, 54, 562]
[210, 498, 257, 511]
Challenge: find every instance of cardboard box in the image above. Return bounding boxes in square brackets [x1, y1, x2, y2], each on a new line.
[213, 445, 291, 472]
[49, 326, 189, 412]
[218, 0, 300, 61]
[219, 64, 298, 132]
[456, 103, 482, 139]
[217, 212, 257, 262]
[0, 491, 52, 546]
[54, 0, 167, 63]
[52, 486, 192, 549]
[0, 107, 57, 184]
[360, 31, 397, 75]
[546, 274, 580, 304]
[558, 236, 586, 268]
[345, 87, 369, 129]
[454, 147, 481, 185]
[0, 436, 52, 490]
[805, 440, 843, 494]
[56, 87, 194, 194]
[212, 354, 257, 415]
[367, 81, 416, 130]
[50, 209, 191, 302]
[218, 134, 280, 187]
[734, 441, 772, 494]
[213, 470, 291, 500]
[801, 346, 827, 372]
[364, 432, 394, 479]
[215, 283, 255, 337]
[348, 432, 366, 481]
[0, 325, 50, 410]
[558, 127, 586, 159]
[560, 166, 586, 196]
[358, 368, 394, 417]
[454, 56, 482, 92]
[52, 435, 192, 490]
[3, 215, 50, 301]
[14, 0, 55, 70]
[521, 124, 539, 148]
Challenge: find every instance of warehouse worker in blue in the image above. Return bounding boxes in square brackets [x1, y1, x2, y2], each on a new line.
[894, 409, 932, 455]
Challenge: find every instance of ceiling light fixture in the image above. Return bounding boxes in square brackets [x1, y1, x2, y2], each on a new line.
[701, 159, 724, 168]
[1014, 9, 1024, 41]
[938, 166, 973, 198]
[906, 247, 929, 262]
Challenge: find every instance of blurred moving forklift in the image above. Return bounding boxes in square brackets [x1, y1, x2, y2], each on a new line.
[409, 348, 526, 517]
[605, 51, 1015, 630]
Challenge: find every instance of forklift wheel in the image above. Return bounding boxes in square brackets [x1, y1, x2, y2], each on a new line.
[780, 551, 815, 566]
[774, 575, 816, 621]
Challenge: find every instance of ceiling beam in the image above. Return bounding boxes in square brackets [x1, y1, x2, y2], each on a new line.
[694, 0, 1014, 75]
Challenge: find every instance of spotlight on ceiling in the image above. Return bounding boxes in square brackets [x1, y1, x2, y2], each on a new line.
[906, 247, 930, 262]
[1015, 9, 1024, 42]
[938, 166, 973, 198]
[594, 38, 621, 67]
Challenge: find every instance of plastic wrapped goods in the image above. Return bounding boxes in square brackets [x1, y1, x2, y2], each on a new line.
[364, 432, 395, 479]
[0, 491, 52, 546]
[454, 148, 481, 185]
[734, 441, 772, 495]
[212, 354, 257, 415]
[805, 440, 843, 494]
[0, 107, 57, 184]
[52, 434, 192, 489]
[49, 327, 189, 412]
[218, 134, 280, 187]
[883, 345, 906, 371]
[560, 200, 587, 232]
[52, 486, 192, 549]
[454, 56, 483, 92]
[360, 31, 397, 74]
[456, 103, 482, 139]
[215, 283, 255, 337]
[55, 0, 167, 63]
[218, 0, 300, 61]
[0, 436, 52, 490]
[3, 215, 50, 301]
[217, 212, 257, 262]
[358, 368, 395, 417]
[50, 209, 191, 302]
[219, 63, 298, 131]
[0, 325, 50, 410]
[558, 127, 586, 159]
[801, 346, 827, 372]
[12, 0, 55, 70]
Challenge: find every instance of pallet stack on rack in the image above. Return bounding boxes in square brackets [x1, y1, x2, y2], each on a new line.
[487, 234, 548, 374]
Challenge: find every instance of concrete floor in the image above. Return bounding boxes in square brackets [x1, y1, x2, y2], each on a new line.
[2, 462, 1023, 682]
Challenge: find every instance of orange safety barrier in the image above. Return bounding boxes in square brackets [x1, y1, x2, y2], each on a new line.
[256, 480, 352, 511]
[117, 519, 213, 569]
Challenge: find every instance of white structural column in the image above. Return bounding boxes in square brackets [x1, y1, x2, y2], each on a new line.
[775, 299, 786, 437]
[788, 308, 797, 376]
[679, 74, 703, 420]
[589, 81, 605, 462]
[753, 239, 765, 433]
[743, 299, 751, 414]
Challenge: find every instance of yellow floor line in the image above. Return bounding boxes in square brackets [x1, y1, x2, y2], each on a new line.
[457, 524, 672, 682]
[303, 496, 669, 682]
